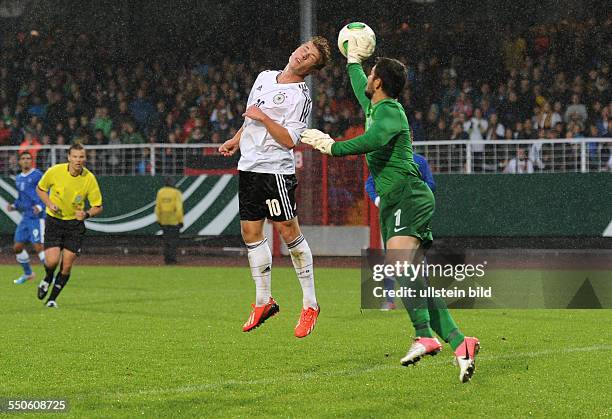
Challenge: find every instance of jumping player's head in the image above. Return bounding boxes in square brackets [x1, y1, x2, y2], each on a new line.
[287, 36, 331, 76]
[365, 57, 407, 100]
[68, 143, 86, 173]
[18, 151, 33, 172]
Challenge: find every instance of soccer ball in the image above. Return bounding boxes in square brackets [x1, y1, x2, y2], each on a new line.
[337, 22, 376, 59]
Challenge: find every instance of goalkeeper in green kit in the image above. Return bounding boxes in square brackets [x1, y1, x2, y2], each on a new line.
[300, 31, 480, 383]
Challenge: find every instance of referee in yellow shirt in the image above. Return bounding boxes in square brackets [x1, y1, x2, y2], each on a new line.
[36, 143, 103, 308]
[155, 178, 184, 264]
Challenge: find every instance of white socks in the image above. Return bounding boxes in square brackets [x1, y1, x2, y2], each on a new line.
[16, 250, 45, 264]
[246, 234, 317, 310]
[16, 250, 30, 264]
[246, 238, 272, 306]
[287, 234, 317, 309]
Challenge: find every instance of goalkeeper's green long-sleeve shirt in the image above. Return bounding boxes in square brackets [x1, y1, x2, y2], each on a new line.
[331, 63, 421, 197]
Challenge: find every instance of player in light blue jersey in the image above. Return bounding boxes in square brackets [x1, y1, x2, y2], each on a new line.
[6, 152, 46, 284]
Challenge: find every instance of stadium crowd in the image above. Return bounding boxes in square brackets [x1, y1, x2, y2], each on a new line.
[0, 16, 610, 174]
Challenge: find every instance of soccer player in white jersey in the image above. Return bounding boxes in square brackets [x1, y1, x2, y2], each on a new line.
[219, 36, 331, 338]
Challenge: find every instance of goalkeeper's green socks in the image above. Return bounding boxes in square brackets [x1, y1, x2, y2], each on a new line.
[398, 275, 435, 338]
[407, 308, 435, 338]
[428, 303, 465, 350]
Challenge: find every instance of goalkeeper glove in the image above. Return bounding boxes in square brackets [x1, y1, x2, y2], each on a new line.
[346, 35, 375, 64]
[300, 129, 335, 155]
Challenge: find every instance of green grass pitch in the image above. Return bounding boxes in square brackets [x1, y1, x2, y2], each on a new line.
[1, 264, 610, 418]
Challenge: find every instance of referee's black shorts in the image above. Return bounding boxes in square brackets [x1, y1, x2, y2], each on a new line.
[44, 216, 86, 255]
[239, 170, 298, 222]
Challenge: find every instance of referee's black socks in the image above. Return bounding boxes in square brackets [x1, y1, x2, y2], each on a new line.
[43, 265, 56, 285]
[47, 273, 70, 302]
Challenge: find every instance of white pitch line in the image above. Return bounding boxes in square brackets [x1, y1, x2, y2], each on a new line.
[110, 344, 612, 399]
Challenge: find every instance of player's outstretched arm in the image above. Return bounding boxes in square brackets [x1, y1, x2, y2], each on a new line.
[331, 104, 402, 156]
[301, 111, 399, 156]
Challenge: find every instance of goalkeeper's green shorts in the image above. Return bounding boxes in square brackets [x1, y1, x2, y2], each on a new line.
[379, 176, 434, 248]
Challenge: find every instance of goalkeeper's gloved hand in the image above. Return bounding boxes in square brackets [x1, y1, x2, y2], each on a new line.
[300, 129, 335, 155]
[346, 34, 375, 64]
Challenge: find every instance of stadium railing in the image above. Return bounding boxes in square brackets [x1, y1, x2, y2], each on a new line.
[1, 138, 609, 177]
[1, 138, 609, 229]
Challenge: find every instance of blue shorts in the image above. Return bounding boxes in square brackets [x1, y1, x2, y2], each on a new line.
[14, 218, 45, 244]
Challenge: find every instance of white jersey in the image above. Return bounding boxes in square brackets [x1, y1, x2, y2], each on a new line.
[238, 70, 312, 174]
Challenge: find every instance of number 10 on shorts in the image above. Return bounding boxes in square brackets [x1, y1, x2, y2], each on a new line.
[266, 199, 282, 217]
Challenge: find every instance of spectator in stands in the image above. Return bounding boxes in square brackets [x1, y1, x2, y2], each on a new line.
[27, 96, 46, 119]
[499, 91, 523, 128]
[0, 19, 609, 178]
[486, 113, 505, 140]
[464, 108, 488, 140]
[159, 113, 179, 143]
[564, 94, 588, 124]
[441, 78, 459, 113]
[452, 92, 473, 119]
[113, 100, 133, 130]
[504, 148, 534, 173]
[106, 129, 122, 173]
[428, 117, 449, 141]
[450, 121, 469, 140]
[121, 122, 144, 144]
[65, 116, 79, 143]
[534, 101, 562, 130]
[182, 107, 200, 141]
[595, 107, 610, 136]
[93, 106, 112, 139]
[77, 115, 93, 143]
[410, 110, 426, 142]
[136, 147, 152, 175]
[464, 108, 488, 171]
[0, 119, 10, 145]
[130, 88, 156, 134]
[92, 129, 106, 145]
[10, 117, 25, 145]
[18, 131, 41, 167]
[210, 109, 231, 139]
[187, 127, 205, 143]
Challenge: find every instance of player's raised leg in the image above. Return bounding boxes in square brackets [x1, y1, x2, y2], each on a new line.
[275, 218, 319, 338]
[241, 219, 278, 332]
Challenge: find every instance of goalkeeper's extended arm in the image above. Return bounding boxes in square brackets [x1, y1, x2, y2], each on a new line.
[348, 64, 370, 114]
[345, 35, 374, 113]
[331, 104, 402, 156]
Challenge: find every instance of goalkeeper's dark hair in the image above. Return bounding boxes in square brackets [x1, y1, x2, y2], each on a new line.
[309, 36, 331, 70]
[374, 57, 407, 99]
